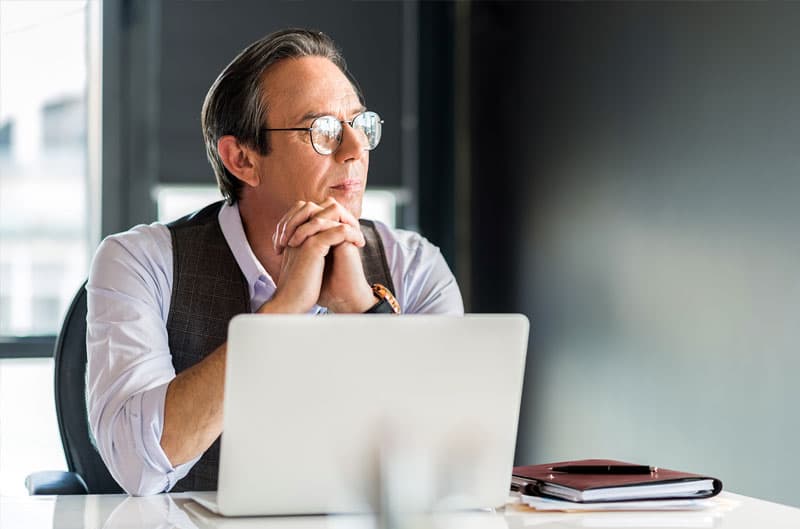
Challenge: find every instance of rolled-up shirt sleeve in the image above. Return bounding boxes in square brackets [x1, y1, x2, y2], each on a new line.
[86, 225, 198, 495]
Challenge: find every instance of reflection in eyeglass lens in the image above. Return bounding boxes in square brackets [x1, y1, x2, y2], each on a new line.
[310, 117, 341, 154]
[309, 112, 382, 154]
[354, 112, 382, 150]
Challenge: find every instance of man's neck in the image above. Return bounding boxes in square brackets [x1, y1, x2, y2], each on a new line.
[237, 198, 283, 283]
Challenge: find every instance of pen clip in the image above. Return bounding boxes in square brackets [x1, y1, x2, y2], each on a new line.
[510, 476, 540, 495]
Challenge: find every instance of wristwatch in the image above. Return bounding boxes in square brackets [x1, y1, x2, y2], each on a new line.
[364, 283, 401, 314]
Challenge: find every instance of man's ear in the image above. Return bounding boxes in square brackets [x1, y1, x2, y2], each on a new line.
[217, 135, 261, 187]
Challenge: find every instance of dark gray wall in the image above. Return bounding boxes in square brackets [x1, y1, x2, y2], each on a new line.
[470, 2, 800, 506]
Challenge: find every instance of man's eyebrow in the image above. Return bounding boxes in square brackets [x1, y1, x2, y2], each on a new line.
[296, 106, 367, 124]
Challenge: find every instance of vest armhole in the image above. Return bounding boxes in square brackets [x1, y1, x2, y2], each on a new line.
[359, 219, 396, 295]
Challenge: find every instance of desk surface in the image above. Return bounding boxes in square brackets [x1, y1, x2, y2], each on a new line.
[2, 492, 799, 529]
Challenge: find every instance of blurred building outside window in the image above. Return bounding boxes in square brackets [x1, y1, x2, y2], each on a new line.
[0, 0, 99, 496]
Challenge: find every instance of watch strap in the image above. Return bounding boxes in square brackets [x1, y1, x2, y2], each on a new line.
[365, 283, 401, 314]
[364, 298, 395, 314]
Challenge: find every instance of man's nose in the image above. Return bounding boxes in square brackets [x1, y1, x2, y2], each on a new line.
[334, 122, 366, 163]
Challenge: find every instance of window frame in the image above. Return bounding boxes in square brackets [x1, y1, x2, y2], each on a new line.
[0, 337, 55, 359]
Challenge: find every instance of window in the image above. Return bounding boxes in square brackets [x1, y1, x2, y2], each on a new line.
[0, 1, 93, 338]
[0, 0, 99, 496]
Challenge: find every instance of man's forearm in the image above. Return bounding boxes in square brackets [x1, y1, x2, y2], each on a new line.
[159, 297, 303, 466]
[160, 343, 227, 467]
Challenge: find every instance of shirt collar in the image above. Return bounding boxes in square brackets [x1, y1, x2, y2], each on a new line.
[217, 202, 273, 306]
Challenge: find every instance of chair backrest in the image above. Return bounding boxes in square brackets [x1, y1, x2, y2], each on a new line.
[54, 281, 122, 494]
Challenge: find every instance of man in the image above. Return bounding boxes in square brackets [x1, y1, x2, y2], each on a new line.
[86, 28, 463, 496]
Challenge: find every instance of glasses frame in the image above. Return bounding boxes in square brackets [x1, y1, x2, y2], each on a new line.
[261, 111, 383, 155]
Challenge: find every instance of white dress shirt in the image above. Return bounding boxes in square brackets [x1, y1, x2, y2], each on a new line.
[86, 202, 463, 495]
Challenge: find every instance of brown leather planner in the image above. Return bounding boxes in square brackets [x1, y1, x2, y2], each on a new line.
[512, 459, 723, 503]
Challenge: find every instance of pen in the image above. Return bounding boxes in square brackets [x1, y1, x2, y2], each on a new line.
[550, 464, 655, 474]
[510, 476, 540, 495]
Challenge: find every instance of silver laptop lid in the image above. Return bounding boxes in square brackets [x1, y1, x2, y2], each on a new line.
[218, 314, 529, 516]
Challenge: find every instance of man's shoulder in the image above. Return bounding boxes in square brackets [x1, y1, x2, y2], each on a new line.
[96, 222, 172, 264]
[99, 201, 225, 255]
[89, 222, 173, 299]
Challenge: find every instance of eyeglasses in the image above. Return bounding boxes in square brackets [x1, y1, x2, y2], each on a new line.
[262, 111, 383, 155]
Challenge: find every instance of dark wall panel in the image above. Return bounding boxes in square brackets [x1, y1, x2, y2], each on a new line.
[470, 2, 800, 506]
[418, 2, 455, 268]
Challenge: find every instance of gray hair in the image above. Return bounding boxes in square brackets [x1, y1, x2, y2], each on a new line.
[201, 28, 364, 204]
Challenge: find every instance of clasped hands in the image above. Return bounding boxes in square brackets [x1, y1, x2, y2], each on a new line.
[260, 197, 376, 314]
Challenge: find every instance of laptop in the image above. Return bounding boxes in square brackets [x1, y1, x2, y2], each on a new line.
[191, 314, 529, 517]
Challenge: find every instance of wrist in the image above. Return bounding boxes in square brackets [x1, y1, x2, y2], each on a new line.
[257, 294, 308, 314]
[329, 283, 375, 313]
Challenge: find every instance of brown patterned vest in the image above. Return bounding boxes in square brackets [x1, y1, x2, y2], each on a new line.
[165, 201, 394, 491]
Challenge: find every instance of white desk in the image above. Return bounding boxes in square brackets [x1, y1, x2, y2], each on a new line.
[1, 492, 798, 529]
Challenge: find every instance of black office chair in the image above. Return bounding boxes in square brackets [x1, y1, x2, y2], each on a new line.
[25, 281, 123, 494]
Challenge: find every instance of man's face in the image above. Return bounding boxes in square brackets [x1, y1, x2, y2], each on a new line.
[251, 56, 369, 219]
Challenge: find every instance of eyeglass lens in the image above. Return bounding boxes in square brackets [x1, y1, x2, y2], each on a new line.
[309, 111, 382, 155]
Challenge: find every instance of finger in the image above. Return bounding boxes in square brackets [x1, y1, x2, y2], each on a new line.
[273, 200, 307, 251]
[304, 224, 366, 256]
[279, 201, 324, 248]
[279, 200, 363, 254]
[286, 217, 345, 248]
[274, 201, 325, 254]
[311, 198, 361, 230]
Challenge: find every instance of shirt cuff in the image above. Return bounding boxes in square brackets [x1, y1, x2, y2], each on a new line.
[138, 382, 201, 491]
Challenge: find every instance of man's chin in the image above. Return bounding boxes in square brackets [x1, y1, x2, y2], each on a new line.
[328, 191, 363, 219]
[348, 201, 363, 220]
